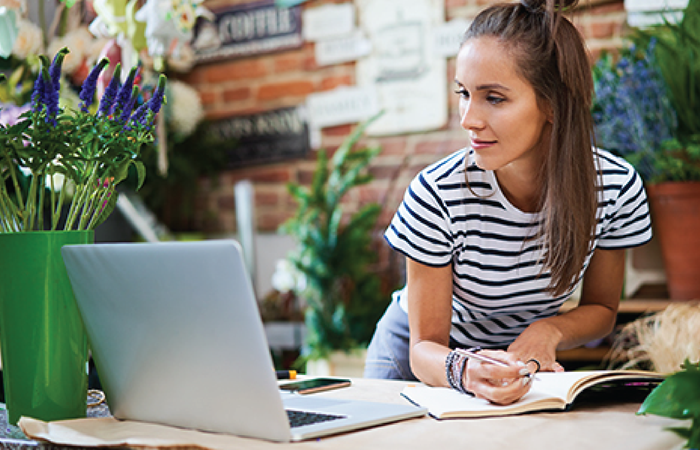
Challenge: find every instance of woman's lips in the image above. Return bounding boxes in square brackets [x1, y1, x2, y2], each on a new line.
[471, 139, 496, 150]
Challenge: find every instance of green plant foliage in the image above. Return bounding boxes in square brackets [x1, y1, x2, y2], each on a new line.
[0, 48, 166, 232]
[280, 113, 388, 361]
[635, 0, 700, 142]
[638, 359, 700, 449]
[592, 0, 700, 183]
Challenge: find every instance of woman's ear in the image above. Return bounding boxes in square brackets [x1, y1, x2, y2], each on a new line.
[545, 104, 554, 124]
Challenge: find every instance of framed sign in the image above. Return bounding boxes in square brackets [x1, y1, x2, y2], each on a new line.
[192, 0, 303, 63]
[356, 0, 447, 136]
[208, 107, 310, 168]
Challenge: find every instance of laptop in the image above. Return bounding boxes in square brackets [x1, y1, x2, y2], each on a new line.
[61, 240, 426, 442]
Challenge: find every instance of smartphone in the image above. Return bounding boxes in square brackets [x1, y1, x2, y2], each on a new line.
[278, 377, 351, 394]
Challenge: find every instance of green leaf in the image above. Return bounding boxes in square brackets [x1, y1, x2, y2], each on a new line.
[89, 190, 118, 230]
[638, 364, 700, 419]
[133, 160, 146, 191]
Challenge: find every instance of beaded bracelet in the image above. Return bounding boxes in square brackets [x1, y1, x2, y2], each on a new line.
[445, 348, 477, 395]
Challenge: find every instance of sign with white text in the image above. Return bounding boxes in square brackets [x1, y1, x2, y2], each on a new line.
[302, 3, 355, 41]
[315, 31, 372, 66]
[192, 0, 303, 63]
[208, 107, 310, 167]
[306, 86, 379, 129]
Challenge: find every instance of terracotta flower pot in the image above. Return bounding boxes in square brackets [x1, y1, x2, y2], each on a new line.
[646, 181, 700, 301]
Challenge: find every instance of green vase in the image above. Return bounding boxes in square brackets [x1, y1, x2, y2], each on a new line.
[0, 230, 93, 425]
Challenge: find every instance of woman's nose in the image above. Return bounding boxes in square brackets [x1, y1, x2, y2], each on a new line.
[460, 100, 485, 130]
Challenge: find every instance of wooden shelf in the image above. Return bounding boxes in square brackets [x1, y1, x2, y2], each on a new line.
[556, 298, 674, 365]
[558, 298, 673, 314]
[557, 346, 611, 362]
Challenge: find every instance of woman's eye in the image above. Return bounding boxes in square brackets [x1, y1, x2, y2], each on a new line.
[454, 89, 469, 99]
[487, 95, 505, 105]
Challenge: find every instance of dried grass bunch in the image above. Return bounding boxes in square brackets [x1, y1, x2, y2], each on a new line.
[607, 302, 700, 373]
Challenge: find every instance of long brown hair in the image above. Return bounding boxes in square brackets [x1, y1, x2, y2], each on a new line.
[462, 0, 598, 296]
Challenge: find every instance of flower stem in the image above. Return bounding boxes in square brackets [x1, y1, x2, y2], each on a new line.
[52, 180, 67, 231]
[1, 149, 25, 213]
[76, 163, 101, 230]
[37, 173, 46, 230]
[86, 183, 112, 230]
[24, 173, 39, 231]
[0, 186, 20, 232]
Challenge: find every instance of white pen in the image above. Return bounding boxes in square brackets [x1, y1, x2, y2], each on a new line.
[454, 348, 536, 380]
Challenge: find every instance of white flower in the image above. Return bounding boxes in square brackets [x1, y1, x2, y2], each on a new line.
[11, 18, 41, 60]
[271, 259, 300, 294]
[166, 79, 203, 139]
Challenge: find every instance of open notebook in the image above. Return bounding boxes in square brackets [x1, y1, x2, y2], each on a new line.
[61, 240, 425, 442]
[401, 370, 664, 419]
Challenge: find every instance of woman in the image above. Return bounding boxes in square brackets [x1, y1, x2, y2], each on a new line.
[364, 0, 652, 406]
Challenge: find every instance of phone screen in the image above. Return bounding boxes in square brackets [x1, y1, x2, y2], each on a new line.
[278, 377, 351, 394]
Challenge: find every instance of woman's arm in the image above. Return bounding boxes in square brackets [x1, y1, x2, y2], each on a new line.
[405, 258, 454, 387]
[406, 258, 533, 404]
[508, 247, 626, 371]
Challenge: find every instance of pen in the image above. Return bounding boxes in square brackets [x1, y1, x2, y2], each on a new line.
[454, 348, 534, 379]
[276, 369, 297, 380]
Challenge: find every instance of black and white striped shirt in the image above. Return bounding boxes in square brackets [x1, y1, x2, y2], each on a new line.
[384, 148, 652, 348]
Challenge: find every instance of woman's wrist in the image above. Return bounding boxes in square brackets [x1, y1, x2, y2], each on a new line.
[445, 348, 476, 394]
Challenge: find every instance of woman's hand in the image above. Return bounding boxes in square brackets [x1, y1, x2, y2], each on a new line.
[463, 349, 534, 405]
[507, 320, 565, 372]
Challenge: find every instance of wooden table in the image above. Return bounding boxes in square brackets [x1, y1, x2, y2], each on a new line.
[2, 377, 687, 450]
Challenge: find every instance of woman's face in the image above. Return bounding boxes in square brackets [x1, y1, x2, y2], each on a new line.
[455, 36, 551, 174]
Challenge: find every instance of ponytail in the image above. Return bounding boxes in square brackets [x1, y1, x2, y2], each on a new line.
[462, 0, 598, 296]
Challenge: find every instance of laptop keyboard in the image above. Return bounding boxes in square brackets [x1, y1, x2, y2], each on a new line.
[286, 409, 346, 428]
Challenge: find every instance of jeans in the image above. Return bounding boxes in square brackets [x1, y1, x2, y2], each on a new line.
[363, 299, 418, 381]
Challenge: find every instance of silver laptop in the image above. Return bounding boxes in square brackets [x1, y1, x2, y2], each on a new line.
[61, 240, 425, 442]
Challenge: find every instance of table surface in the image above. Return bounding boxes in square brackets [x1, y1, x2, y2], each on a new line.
[0, 377, 688, 450]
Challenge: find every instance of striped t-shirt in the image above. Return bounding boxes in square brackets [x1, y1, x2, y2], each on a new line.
[384, 147, 652, 348]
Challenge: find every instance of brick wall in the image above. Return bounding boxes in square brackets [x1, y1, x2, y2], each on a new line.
[181, 0, 629, 240]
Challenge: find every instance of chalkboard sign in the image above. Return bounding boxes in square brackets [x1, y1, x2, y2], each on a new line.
[208, 106, 310, 168]
[192, 0, 303, 63]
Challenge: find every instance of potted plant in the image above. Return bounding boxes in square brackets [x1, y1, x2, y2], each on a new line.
[638, 359, 700, 450]
[0, 47, 166, 424]
[280, 115, 389, 374]
[592, 0, 700, 300]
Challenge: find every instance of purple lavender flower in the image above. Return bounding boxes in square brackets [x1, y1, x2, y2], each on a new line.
[30, 55, 50, 113]
[147, 75, 167, 115]
[129, 101, 149, 127]
[98, 63, 122, 117]
[592, 37, 676, 181]
[79, 58, 109, 112]
[30, 70, 45, 113]
[118, 86, 140, 124]
[49, 47, 69, 96]
[45, 70, 59, 124]
[114, 66, 139, 115]
[30, 65, 59, 125]
[127, 74, 167, 129]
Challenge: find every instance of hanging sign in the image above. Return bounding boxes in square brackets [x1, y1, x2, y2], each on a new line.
[208, 106, 310, 168]
[192, 0, 303, 63]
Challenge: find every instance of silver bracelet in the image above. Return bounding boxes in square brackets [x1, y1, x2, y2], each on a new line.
[445, 349, 474, 395]
[446, 347, 483, 395]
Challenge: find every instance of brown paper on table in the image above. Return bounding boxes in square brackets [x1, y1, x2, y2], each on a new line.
[19, 408, 687, 450]
[19, 416, 282, 450]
